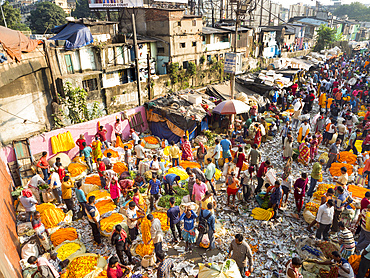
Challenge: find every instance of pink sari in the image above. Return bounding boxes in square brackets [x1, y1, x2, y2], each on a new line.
[298, 143, 310, 166]
[181, 140, 194, 161]
[310, 139, 318, 159]
[316, 133, 323, 146]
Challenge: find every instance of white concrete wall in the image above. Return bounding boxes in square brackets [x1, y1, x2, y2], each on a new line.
[102, 71, 121, 88]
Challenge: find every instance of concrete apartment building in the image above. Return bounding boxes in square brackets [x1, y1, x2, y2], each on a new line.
[289, 3, 315, 19]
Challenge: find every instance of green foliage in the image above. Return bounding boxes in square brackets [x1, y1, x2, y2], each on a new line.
[314, 25, 336, 52]
[200, 55, 206, 65]
[333, 2, 370, 21]
[168, 62, 179, 84]
[28, 2, 67, 34]
[157, 186, 188, 208]
[187, 61, 197, 76]
[203, 130, 218, 146]
[71, 0, 94, 19]
[0, 1, 30, 31]
[89, 101, 104, 120]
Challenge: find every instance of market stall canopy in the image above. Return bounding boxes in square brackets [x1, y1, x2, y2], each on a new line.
[213, 99, 250, 115]
[50, 23, 94, 50]
[0, 26, 40, 62]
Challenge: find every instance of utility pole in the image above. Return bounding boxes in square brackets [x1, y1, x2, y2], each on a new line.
[259, 0, 263, 26]
[147, 51, 152, 100]
[220, 0, 224, 20]
[0, 0, 7, 28]
[268, 1, 272, 26]
[132, 13, 142, 106]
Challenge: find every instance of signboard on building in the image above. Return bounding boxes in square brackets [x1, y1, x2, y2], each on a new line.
[224, 52, 243, 74]
[152, 0, 188, 3]
[89, 0, 143, 8]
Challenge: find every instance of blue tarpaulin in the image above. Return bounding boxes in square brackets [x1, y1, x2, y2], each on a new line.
[50, 23, 93, 50]
[149, 122, 196, 143]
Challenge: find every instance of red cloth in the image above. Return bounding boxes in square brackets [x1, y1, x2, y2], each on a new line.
[58, 168, 65, 181]
[254, 128, 262, 147]
[96, 130, 107, 141]
[333, 81, 339, 88]
[235, 153, 246, 168]
[22, 189, 33, 197]
[227, 187, 238, 195]
[364, 134, 370, 146]
[107, 265, 124, 278]
[257, 162, 267, 178]
[76, 139, 86, 150]
[361, 197, 370, 211]
[291, 83, 298, 93]
[98, 162, 106, 177]
[294, 191, 304, 213]
[37, 157, 48, 168]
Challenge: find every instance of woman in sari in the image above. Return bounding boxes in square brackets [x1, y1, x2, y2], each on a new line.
[310, 135, 318, 161]
[315, 130, 323, 147]
[254, 124, 262, 148]
[282, 157, 292, 181]
[298, 138, 310, 166]
[181, 136, 194, 161]
[91, 136, 103, 162]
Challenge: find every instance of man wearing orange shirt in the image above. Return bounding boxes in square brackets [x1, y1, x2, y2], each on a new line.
[37, 151, 50, 181]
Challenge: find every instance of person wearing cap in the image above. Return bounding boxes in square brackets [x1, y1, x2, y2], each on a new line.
[307, 159, 326, 198]
[130, 128, 139, 145]
[20, 188, 38, 222]
[346, 129, 361, 155]
[333, 167, 349, 189]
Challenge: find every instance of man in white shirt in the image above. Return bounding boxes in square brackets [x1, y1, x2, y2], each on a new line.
[28, 172, 46, 203]
[147, 213, 164, 258]
[212, 139, 222, 169]
[49, 168, 62, 204]
[150, 155, 160, 174]
[126, 201, 144, 242]
[102, 153, 112, 167]
[130, 129, 140, 145]
[316, 199, 335, 241]
[134, 140, 146, 168]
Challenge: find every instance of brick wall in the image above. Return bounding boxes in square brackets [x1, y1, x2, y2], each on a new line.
[0, 158, 22, 278]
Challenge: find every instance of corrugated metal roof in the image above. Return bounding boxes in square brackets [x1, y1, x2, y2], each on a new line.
[297, 18, 328, 26]
[219, 26, 252, 32]
[202, 26, 231, 34]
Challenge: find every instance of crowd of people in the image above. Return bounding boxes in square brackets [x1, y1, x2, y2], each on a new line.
[17, 50, 370, 278]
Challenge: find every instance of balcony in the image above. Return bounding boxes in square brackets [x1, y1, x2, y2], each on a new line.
[202, 41, 231, 52]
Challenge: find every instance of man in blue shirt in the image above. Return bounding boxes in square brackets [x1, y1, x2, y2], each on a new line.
[148, 174, 161, 211]
[195, 203, 216, 250]
[167, 197, 182, 242]
[269, 181, 282, 220]
[75, 181, 87, 218]
[220, 135, 232, 162]
[162, 174, 180, 195]
[81, 142, 93, 174]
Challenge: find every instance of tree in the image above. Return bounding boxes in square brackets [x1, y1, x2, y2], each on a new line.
[71, 0, 94, 19]
[28, 2, 67, 34]
[314, 25, 336, 52]
[333, 2, 370, 21]
[0, 1, 30, 31]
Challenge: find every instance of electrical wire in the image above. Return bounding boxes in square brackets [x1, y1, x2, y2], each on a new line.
[0, 107, 45, 125]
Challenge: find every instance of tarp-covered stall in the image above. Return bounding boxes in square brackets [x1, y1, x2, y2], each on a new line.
[145, 92, 214, 143]
[50, 23, 94, 50]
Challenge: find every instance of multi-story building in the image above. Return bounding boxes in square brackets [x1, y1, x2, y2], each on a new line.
[288, 3, 315, 19]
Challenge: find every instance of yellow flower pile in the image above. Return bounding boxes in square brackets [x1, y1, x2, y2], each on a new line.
[152, 211, 170, 232]
[305, 202, 321, 216]
[103, 149, 119, 158]
[68, 163, 88, 177]
[135, 243, 154, 257]
[100, 213, 124, 233]
[66, 256, 98, 278]
[329, 162, 353, 176]
[85, 175, 101, 186]
[251, 208, 274, 220]
[87, 190, 110, 201]
[144, 136, 159, 145]
[40, 207, 65, 229]
[36, 203, 55, 214]
[113, 162, 128, 175]
[317, 183, 336, 192]
[96, 270, 107, 278]
[312, 190, 326, 202]
[95, 199, 116, 215]
[167, 167, 189, 180]
[57, 242, 81, 261]
[337, 151, 357, 165]
[50, 227, 78, 247]
[348, 184, 369, 199]
[135, 217, 154, 257]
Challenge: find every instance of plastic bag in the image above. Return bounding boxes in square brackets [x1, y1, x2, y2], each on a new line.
[42, 191, 55, 203]
[21, 241, 39, 260]
[198, 259, 243, 278]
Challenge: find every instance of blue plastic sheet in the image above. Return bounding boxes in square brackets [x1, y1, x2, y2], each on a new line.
[149, 122, 196, 143]
[50, 23, 93, 50]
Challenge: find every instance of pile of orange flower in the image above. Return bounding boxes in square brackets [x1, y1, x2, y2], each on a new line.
[329, 162, 353, 176]
[68, 163, 88, 177]
[96, 270, 107, 278]
[135, 217, 154, 257]
[103, 149, 119, 158]
[135, 243, 154, 257]
[113, 162, 128, 175]
[348, 184, 369, 199]
[144, 136, 159, 145]
[64, 256, 98, 278]
[179, 161, 201, 169]
[87, 190, 110, 201]
[305, 202, 321, 216]
[85, 175, 101, 186]
[337, 151, 357, 165]
[152, 211, 170, 231]
[36, 203, 55, 214]
[96, 199, 116, 215]
[40, 207, 65, 229]
[100, 213, 124, 233]
[50, 227, 78, 247]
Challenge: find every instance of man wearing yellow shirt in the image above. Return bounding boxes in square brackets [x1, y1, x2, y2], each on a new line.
[169, 141, 181, 167]
[333, 167, 348, 189]
[62, 176, 75, 214]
